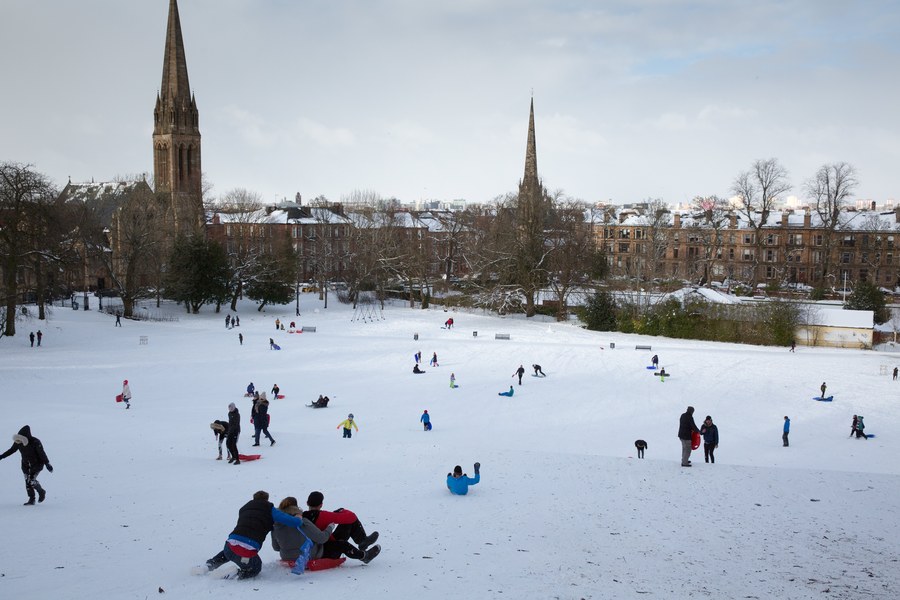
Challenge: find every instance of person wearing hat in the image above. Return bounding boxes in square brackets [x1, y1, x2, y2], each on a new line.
[447, 462, 480, 495]
[252, 394, 275, 447]
[302, 491, 380, 564]
[210, 420, 230, 460]
[337, 414, 358, 438]
[700, 416, 719, 464]
[121, 379, 131, 409]
[420, 410, 431, 431]
[205, 490, 309, 579]
[227, 403, 241, 464]
[678, 406, 700, 467]
[0, 425, 53, 505]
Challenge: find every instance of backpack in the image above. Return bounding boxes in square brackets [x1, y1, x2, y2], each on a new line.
[856, 417, 865, 431]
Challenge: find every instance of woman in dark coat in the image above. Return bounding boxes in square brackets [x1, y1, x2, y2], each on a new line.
[700, 416, 719, 464]
[227, 403, 241, 465]
[0, 425, 53, 505]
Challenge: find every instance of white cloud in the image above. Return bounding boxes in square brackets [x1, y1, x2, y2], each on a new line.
[295, 118, 356, 148]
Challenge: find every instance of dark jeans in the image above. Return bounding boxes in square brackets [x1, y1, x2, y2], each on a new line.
[254, 424, 274, 444]
[636, 447, 644, 459]
[333, 518, 368, 546]
[782, 432, 789, 447]
[343, 428, 352, 438]
[703, 443, 715, 463]
[207, 542, 261, 578]
[855, 429, 868, 439]
[226, 433, 239, 461]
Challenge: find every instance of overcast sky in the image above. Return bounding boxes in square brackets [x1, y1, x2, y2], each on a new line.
[2, 0, 898, 205]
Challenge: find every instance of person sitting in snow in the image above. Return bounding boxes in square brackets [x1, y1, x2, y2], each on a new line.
[413, 364, 425, 374]
[270, 496, 335, 568]
[497, 385, 514, 397]
[447, 463, 480, 495]
[211, 420, 230, 460]
[421, 410, 431, 431]
[312, 395, 330, 408]
[302, 491, 380, 564]
[246, 382, 255, 397]
[204, 490, 309, 579]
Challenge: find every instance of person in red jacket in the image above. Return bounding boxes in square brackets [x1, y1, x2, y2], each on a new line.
[302, 491, 380, 563]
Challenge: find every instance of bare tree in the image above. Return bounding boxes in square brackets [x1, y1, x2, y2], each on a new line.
[215, 188, 267, 311]
[805, 162, 858, 287]
[0, 162, 57, 336]
[545, 197, 601, 321]
[688, 195, 731, 284]
[731, 158, 791, 286]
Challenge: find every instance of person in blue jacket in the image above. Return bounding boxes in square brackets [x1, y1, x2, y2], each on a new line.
[700, 415, 719, 464]
[420, 410, 431, 431]
[782, 416, 790, 447]
[497, 386, 514, 397]
[447, 463, 480, 495]
[205, 490, 309, 579]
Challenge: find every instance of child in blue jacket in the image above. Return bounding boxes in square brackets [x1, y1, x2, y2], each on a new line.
[420, 410, 431, 431]
[447, 463, 480, 495]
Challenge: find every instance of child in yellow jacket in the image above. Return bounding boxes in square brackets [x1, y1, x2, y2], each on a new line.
[337, 414, 359, 438]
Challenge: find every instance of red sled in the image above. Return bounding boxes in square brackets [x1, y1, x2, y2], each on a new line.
[280, 557, 345, 571]
[237, 454, 262, 461]
[691, 431, 701, 450]
[276, 394, 285, 399]
[115, 394, 123, 403]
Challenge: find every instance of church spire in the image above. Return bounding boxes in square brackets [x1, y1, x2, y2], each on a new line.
[160, 0, 191, 103]
[523, 97, 539, 187]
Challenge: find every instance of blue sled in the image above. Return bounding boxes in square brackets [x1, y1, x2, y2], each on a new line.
[646, 365, 657, 370]
[812, 396, 833, 402]
[867, 433, 876, 438]
[272, 344, 282, 350]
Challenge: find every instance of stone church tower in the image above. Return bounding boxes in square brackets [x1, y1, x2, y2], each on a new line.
[153, 0, 203, 234]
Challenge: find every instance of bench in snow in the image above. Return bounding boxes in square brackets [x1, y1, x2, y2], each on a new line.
[635, 345, 651, 350]
[495, 333, 511, 340]
[301, 326, 317, 333]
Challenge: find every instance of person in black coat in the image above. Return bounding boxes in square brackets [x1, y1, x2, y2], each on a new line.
[252, 397, 276, 447]
[634, 439, 648, 459]
[211, 420, 230, 460]
[678, 406, 700, 467]
[513, 364, 526, 385]
[0, 425, 53, 505]
[700, 416, 719, 463]
[226, 403, 241, 465]
[205, 490, 309, 579]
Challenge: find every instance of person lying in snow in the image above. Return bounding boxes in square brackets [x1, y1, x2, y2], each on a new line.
[447, 463, 480, 495]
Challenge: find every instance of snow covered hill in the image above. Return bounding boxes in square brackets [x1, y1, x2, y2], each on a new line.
[1, 296, 898, 599]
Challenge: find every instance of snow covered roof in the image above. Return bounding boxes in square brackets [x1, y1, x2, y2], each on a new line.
[805, 307, 873, 329]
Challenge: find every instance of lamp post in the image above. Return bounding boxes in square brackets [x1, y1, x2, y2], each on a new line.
[99, 228, 110, 312]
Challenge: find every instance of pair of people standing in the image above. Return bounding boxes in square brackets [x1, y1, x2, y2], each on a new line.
[251, 393, 275, 447]
[679, 408, 719, 465]
[29, 331, 43, 347]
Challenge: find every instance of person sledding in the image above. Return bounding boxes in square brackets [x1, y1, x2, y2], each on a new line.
[413, 364, 425, 374]
[301, 491, 380, 564]
[246, 383, 255, 397]
[447, 462, 480, 495]
[497, 385, 514, 397]
[310, 395, 330, 408]
[271, 496, 332, 573]
[204, 490, 310, 579]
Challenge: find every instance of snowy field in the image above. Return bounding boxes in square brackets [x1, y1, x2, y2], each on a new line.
[1, 295, 899, 600]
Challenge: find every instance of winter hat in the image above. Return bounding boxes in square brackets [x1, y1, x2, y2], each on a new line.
[259, 391, 268, 401]
[424, 410, 428, 414]
[348, 413, 354, 419]
[307, 491, 325, 507]
[123, 379, 128, 385]
[705, 415, 712, 421]
[228, 402, 236, 411]
[210, 422, 225, 433]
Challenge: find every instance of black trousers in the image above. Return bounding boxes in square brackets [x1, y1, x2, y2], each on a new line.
[226, 433, 240, 460]
[636, 447, 645, 458]
[782, 432, 789, 447]
[703, 443, 715, 463]
[322, 538, 364, 560]
[24, 466, 45, 500]
[333, 518, 368, 545]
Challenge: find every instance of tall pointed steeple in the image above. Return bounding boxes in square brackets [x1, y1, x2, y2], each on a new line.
[160, 0, 192, 104]
[153, 0, 202, 233]
[522, 97, 539, 189]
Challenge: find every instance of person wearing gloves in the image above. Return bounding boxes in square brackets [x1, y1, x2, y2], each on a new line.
[205, 490, 309, 579]
[447, 462, 481, 495]
[337, 414, 358, 438]
[271, 496, 335, 570]
[121, 379, 132, 409]
[0, 425, 53, 505]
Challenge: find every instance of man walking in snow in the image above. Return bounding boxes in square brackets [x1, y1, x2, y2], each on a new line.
[29, 332, 35, 347]
[36, 330, 42, 346]
[227, 403, 241, 465]
[820, 382, 827, 399]
[513, 365, 525, 385]
[678, 406, 700, 467]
